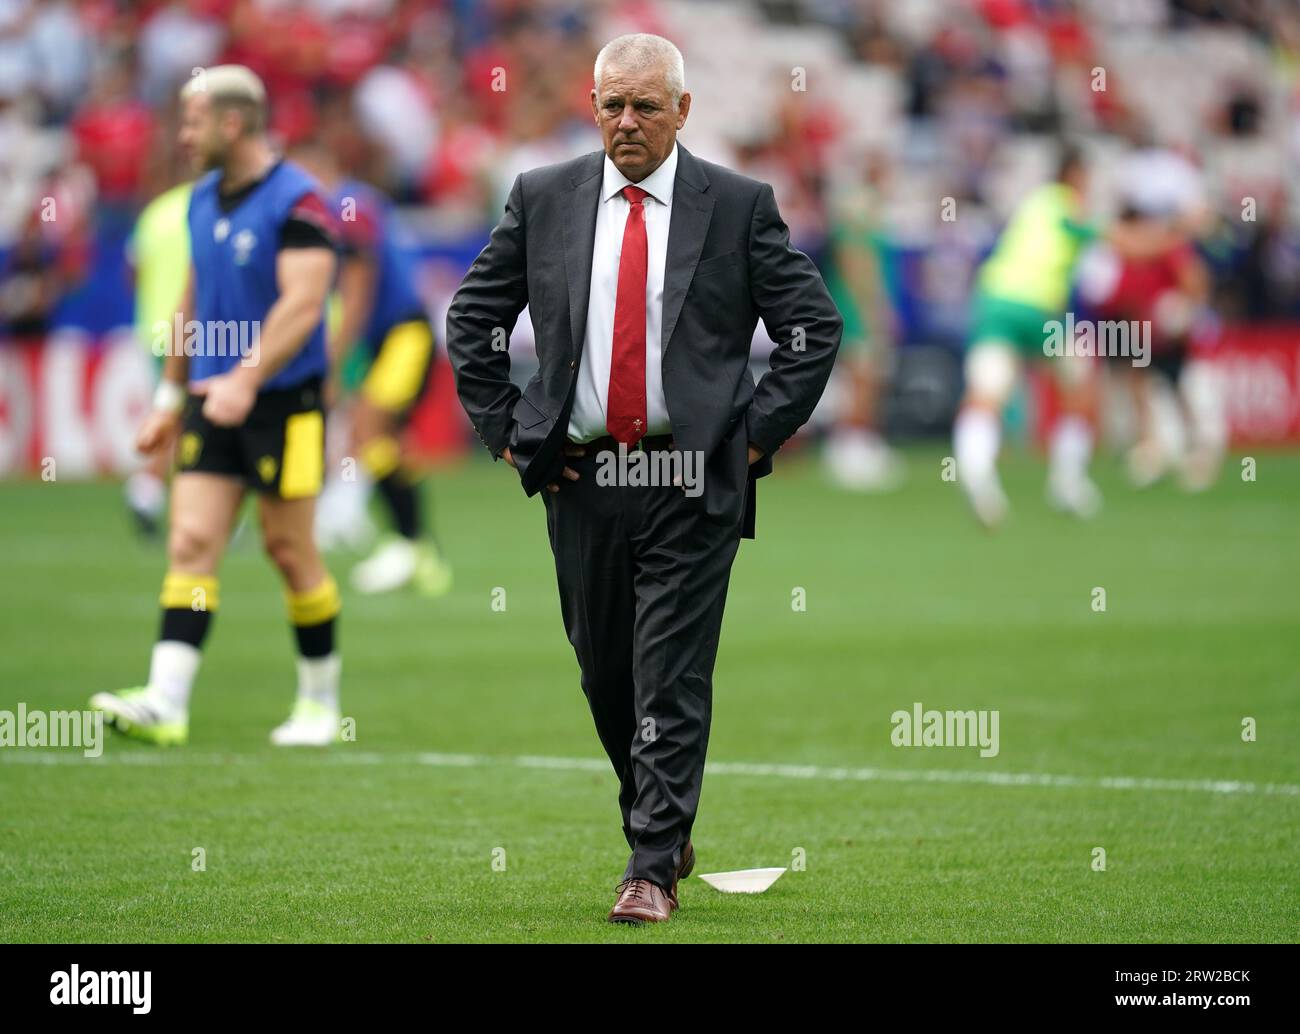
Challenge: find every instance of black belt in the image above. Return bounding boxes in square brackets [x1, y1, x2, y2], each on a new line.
[572, 433, 675, 453]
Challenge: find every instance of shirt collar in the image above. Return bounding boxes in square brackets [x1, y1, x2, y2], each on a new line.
[602, 143, 678, 206]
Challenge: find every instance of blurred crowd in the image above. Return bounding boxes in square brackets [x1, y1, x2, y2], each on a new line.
[1, 0, 1299, 339]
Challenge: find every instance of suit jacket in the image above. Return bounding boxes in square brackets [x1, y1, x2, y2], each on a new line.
[445, 144, 842, 539]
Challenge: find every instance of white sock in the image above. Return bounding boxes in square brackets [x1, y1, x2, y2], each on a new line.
[297, 654, 341, 711]
[954, 408, 1000, 485]
[1049, 415, 1093, 485]
[125, 471, 166, 518]
[147, 641, 201, 711]
[323, 472, 372, 522]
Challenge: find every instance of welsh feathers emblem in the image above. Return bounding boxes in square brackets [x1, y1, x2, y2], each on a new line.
[179, 432, 202, 467]
[233, 229, 257, 265]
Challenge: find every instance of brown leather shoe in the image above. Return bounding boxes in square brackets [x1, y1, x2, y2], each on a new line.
[608, 878, 672, 925]
[668, 839, 695, 911]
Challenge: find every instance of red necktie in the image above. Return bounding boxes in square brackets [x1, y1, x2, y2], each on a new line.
[607, 185, 649, 445]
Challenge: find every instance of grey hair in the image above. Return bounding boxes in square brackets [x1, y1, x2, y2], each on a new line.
[594, 33, 686, 106]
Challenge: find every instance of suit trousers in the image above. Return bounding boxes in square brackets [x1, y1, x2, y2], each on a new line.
[542, 445, 742, 889]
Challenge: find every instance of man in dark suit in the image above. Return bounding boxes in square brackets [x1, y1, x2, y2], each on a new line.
[447, 33, 841, 924]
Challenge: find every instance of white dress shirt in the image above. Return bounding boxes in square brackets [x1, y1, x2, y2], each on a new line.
[567, 143, 678, 442]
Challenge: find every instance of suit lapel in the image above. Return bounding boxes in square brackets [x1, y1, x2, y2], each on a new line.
[662, 146, 714, 360]
[562, 153, 604, 361]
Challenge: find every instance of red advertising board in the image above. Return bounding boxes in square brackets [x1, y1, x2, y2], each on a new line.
[3, 323, 1299, 478]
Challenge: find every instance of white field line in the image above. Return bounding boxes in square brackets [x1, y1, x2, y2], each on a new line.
[2, 748, 1298, 798]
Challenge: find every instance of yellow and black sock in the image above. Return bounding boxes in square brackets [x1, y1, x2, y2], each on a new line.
[157, 571, 219, 648]
[286, 575, 341, 658]
[362, 435, 423, 541]
[376, 470, 422, 540]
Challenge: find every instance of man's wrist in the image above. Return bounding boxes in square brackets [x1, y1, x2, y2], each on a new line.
[231, 364, 264, 392]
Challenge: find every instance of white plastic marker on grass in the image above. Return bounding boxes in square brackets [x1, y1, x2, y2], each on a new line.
[697, 868, 787, 894]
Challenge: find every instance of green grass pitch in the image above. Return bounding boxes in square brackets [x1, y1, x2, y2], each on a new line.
[1, 447, 1297, 943]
